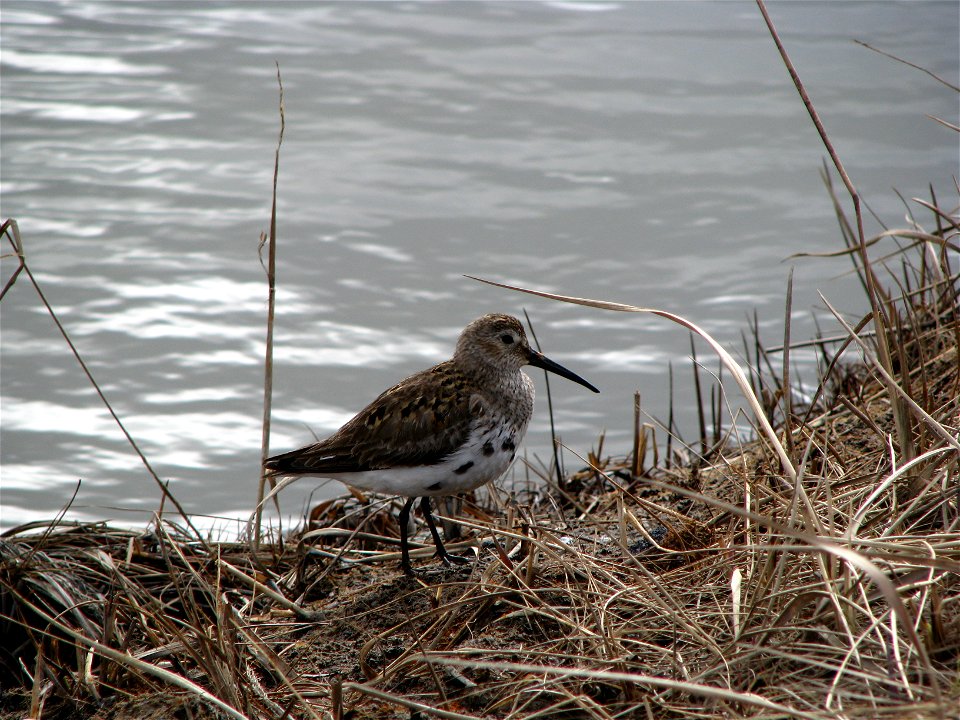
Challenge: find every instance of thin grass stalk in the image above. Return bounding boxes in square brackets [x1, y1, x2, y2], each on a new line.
[2, 225, 205, 543]
[710, 380, 719, 449]
[667, 360, 676, 466]
[632, 391, 642, 476]
[255, 63, 285, 550]
[29, 646, 45, 718]
[752, 312, 785, 422]
[750, 311, 766, 423]
[820, 164, 868, 295]
[782, 267, 795, 459]
[689, 335, 707, 459]
[718, 360, 727, 446]
[852, 40, 960, 93]
[523, 309, 563, 488]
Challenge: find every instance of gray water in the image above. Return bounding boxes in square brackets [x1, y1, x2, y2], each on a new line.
[2, 1, 957, 534]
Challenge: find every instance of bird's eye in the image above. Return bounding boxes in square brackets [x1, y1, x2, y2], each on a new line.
[500, 333, 515, 345]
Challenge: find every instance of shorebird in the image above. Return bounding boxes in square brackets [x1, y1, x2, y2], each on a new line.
[264, 313, 598, 575]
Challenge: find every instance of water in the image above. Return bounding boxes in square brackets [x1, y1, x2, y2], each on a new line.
[2, 1, 957, 534]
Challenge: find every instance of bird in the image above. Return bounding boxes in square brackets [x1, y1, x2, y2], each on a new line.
[263, 313, 598, 575]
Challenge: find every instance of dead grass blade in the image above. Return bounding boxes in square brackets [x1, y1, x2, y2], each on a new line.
[255, 62, 286, 551]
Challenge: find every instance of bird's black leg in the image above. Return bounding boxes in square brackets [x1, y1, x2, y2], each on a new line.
[398, 496, 416, 576]
[420, 496, 470, 566]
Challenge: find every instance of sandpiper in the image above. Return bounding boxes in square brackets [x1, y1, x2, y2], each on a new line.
[264, 313, 598, 575]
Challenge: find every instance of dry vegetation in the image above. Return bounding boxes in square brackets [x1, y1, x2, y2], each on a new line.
[2, 6, 959, 719]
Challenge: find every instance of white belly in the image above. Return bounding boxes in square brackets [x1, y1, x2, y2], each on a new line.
[323, 422, 524, 497]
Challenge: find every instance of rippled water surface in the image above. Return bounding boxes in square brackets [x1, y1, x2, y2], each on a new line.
[2, 1, 957, 532]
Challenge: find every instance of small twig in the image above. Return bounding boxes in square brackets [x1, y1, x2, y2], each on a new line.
[853, 39, 960, 93]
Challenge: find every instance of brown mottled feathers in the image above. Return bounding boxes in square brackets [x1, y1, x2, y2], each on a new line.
[264, 360, 480, 474]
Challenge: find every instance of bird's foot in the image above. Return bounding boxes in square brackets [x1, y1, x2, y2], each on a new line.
[437, 550, 472, 566]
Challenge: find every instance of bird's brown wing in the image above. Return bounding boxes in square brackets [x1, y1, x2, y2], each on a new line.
[264, 362, 481, 474]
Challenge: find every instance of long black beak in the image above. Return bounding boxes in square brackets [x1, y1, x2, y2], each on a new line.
[527, 350, 599, 393]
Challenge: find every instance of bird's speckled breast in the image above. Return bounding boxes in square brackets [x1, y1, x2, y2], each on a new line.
[419, 370, 535, 495]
